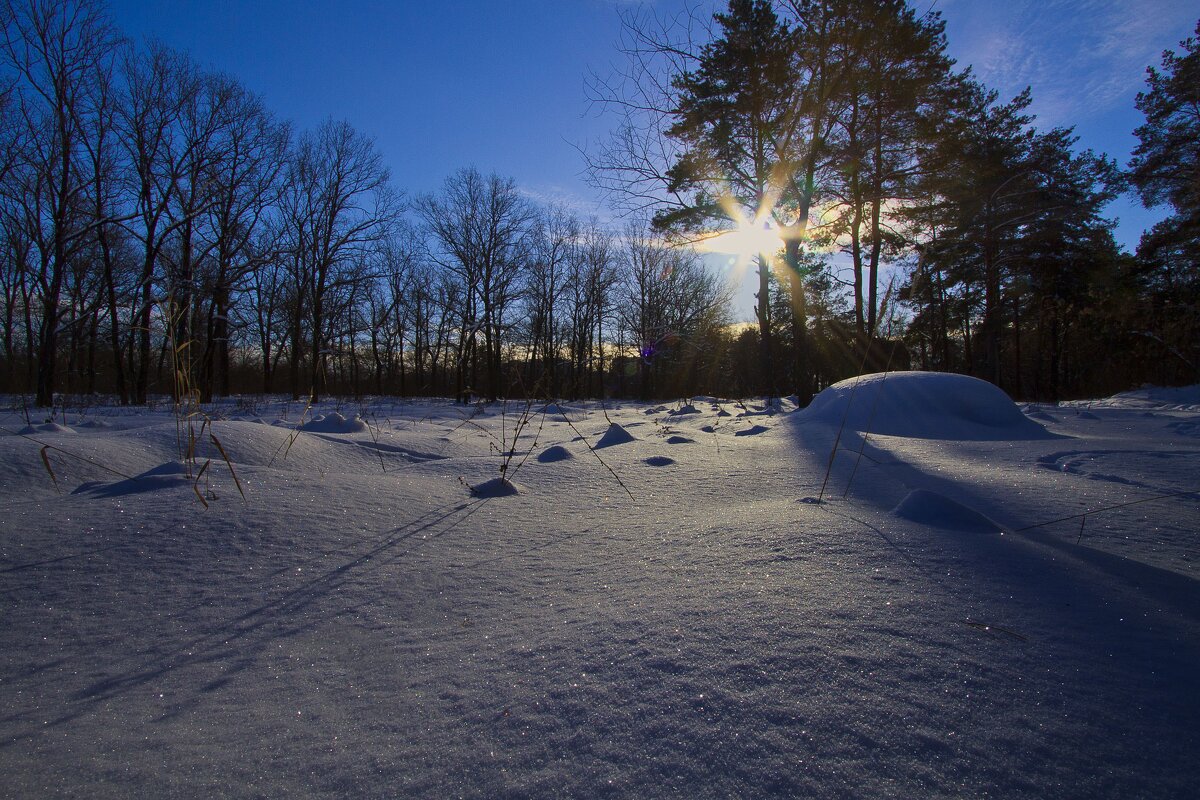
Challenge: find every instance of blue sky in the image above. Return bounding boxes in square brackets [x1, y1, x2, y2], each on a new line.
[106, 0, 1196, 252]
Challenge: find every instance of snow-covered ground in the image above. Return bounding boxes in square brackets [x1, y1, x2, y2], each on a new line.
[1, 374, 1198, 798]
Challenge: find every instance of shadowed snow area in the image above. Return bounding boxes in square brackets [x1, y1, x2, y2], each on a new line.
[797, 371, 1057, 440]
[1, 389, 1198, 798]
[893, 489, 1003, 533]
[73, 461, 194, 498]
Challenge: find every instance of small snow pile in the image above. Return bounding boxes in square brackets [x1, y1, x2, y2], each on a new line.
[666, 435, 694, 444]
[595, 422, 635, 448]
[668, 403, 700, 416]
[892, 489, 1003, 533]
[797, 371, 1055, 440]
[299, 412, 368, 434]
[536, 444, 573, 463]
[644, 455, 675, 466]
[469, 476, 519, 497]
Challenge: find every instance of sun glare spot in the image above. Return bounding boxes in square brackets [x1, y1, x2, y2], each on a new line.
[698, 216, 785, 262]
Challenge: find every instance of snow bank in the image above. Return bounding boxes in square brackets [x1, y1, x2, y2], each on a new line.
[797, 371, 1055, 440]
[1074, 383, 1200, 411]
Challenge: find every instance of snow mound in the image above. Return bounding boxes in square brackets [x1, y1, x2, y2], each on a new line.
[892, 489, 1003, 533]
[469, 477, 519, 497]
[666, 435, 694, 445]
[798, 372, 1055, 440]
[536, 444, 573, 463]
[595, 423, 635, 448]
[644, 456, 675, 466]
[299, 412, 368, 433]
[76, 420, 112, 429]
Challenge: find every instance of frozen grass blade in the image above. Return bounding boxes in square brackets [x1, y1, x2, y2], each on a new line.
[39, 446, 60, 493]
[192, 459, 211, 509]
[209, 433, 247, 502]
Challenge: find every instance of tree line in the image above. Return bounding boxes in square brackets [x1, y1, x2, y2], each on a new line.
[590, 0, 1199, 402]
[3, 0, 1197, 409]
[0, 0, 738, 408]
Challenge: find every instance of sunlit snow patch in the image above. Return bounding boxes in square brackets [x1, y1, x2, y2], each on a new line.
[797, 371, 1056, 440]
[892, 489, 1003, 533]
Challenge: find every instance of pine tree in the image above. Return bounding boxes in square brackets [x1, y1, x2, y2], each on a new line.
[1129, 21, 1199, 385]
[1129, 20, 1200, 264]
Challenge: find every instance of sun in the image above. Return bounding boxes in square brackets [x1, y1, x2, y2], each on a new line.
[696, 214, 785, 261]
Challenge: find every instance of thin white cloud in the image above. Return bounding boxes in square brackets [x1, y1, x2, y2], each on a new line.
[949, 0, 1196, 127]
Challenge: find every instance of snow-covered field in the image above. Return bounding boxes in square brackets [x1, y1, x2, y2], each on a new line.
[2, 373, 1198, 798]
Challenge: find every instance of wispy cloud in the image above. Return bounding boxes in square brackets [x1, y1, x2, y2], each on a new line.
[948, 0, 1196, 127]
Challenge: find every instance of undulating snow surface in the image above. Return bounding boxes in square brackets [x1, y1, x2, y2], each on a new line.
[2, 377, 1198, 798]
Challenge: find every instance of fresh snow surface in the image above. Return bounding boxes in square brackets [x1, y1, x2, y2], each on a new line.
[1, 385, 1199, 798]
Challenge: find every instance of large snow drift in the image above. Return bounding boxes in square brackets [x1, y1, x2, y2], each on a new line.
[797, 371, 1055, 440]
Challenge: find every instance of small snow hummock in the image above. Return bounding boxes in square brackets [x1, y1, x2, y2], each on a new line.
[595, 422, 636, 448]
[469, 476, 520, 497]
[536, 444, 574, 463]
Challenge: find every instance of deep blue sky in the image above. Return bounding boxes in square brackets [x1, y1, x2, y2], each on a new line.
[106, 0, 1196, 252]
